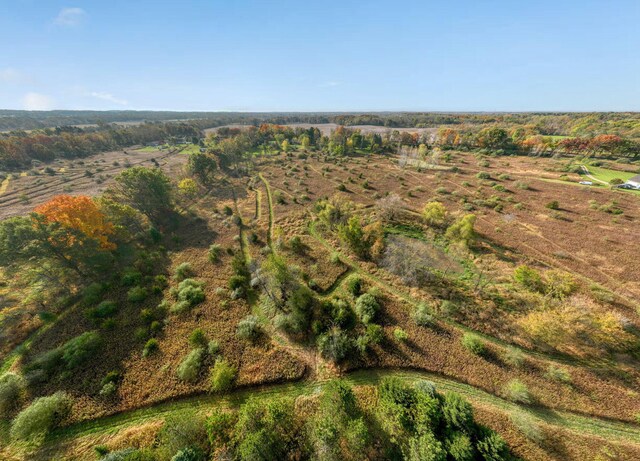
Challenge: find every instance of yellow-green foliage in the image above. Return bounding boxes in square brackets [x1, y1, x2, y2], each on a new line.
[519, 295, 634, 355]
[422, 201, 447, 227]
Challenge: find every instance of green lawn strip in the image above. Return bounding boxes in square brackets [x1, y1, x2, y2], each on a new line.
[582, 165, 636, 183]
[45, 368, 640, 446]
[258, 173, 274, 247]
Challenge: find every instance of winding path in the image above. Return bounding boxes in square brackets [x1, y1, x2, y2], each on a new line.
[47, 368, 640, 447]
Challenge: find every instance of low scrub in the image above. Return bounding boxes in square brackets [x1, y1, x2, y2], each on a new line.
[504, 379, 532, 404]
[461, 332, 485, 356]
[236, 315, 261, 341]
[170, 278, 206, 313]
[177, 348, 206, 383]
[354, 293, 379, 324]
[10, 392, 71, 441]
[210, 359, 237, 393]
[0, 373, 25, 418]
[174, 262, 194, 281]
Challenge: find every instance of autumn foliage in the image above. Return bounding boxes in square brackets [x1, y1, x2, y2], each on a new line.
[34, 195, 116, 250]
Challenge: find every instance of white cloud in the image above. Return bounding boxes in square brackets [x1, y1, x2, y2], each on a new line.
[0, 68, 22, 83]
[54, 7, 86, 27]
[23, 92, 54, 110]
[88, 91, 129, 106]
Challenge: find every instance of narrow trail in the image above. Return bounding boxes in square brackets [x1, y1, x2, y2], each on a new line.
[258, 173, 274, 246]
[44, 368, 640, 447]
[237, 179, 326, 378]
[579, 165, 610, 185]
[0, 174, 11, 196]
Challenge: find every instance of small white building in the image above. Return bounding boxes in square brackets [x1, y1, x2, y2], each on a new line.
[625, 174, 640, 189]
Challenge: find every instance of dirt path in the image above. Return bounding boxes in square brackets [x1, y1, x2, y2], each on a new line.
[40, 368, 640, 452]
[580, 165, 609, 185]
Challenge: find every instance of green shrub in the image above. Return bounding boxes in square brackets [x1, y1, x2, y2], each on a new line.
[317, 328, 352, 362]
[406, 432, 446, 461]
[158, 414, 209, 460]
[88, 300, 118, 321]
[121, 269, 142, 287]
[61, 331, 102, 369]
[101, 371, 120, 387]
[189, 328, 208, 348]
[207, 340, 220, 356]
[127, 286, 148, 303]
[355, 293, 379, 324]
[442, 392, 474, 432]
[10, 392, 71, 441]
[515, 181, 529, 190]
[504, 379, 531, 404]
[366, 323, 384, 344]
[178, 283, 205, 306]
[174, 262, 194, 281]
[236, 315, 261, 341]
[99, 381, 117, 397]
[345, 275, 362, 297]
[544, 270, 577, 299]
[0, 373, 24, 418]
[82, 282, 107, 306]
[171, 447, 205, 461]
[288, 236, 305, 254]
[545, 365, 571, 383]
[142, 338, 159, 357]
[446, 432, 473, 461]
[445, 214, 477, 247]
[210, 359, 237, 393]
[412, 303, 434, 327]
[476, 430, 508, 461]
[208, 244, 223, 263]
[502, 347, 525, 368]
[393, 328, 409, 342]
[545, 200, 560, 210]
[171, 279, 206, 313]
[206, 411, 235, 449]
[422, 201, 448, 227]
[461, 333, 485, 356]
[439, 300, 459, 316]
[177, 348, 206, 383]
[476, 172, 490, 179]
[513, 265, 543, 291]
[170, 300, 191, 314]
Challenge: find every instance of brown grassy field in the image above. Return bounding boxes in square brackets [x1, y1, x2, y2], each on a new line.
[0, 146, 188, 220]
[2, 145, 640, 459]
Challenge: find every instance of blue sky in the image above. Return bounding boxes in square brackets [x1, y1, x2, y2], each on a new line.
[1, 0, 639, 111]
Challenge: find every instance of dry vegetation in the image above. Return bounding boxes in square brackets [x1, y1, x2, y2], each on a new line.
[1, 133, 640, 460]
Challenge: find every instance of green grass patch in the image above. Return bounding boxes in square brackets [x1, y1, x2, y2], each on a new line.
[384, 223, 426, 240]
[583, 165, 635, 183]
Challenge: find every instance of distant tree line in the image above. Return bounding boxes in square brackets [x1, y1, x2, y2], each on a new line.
[0, 121, 209, 168]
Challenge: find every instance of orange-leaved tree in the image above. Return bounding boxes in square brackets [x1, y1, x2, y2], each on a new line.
[34, 195, 116, 250]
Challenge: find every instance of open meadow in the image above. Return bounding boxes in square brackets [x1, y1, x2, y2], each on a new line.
[1, 120, 640, 461]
